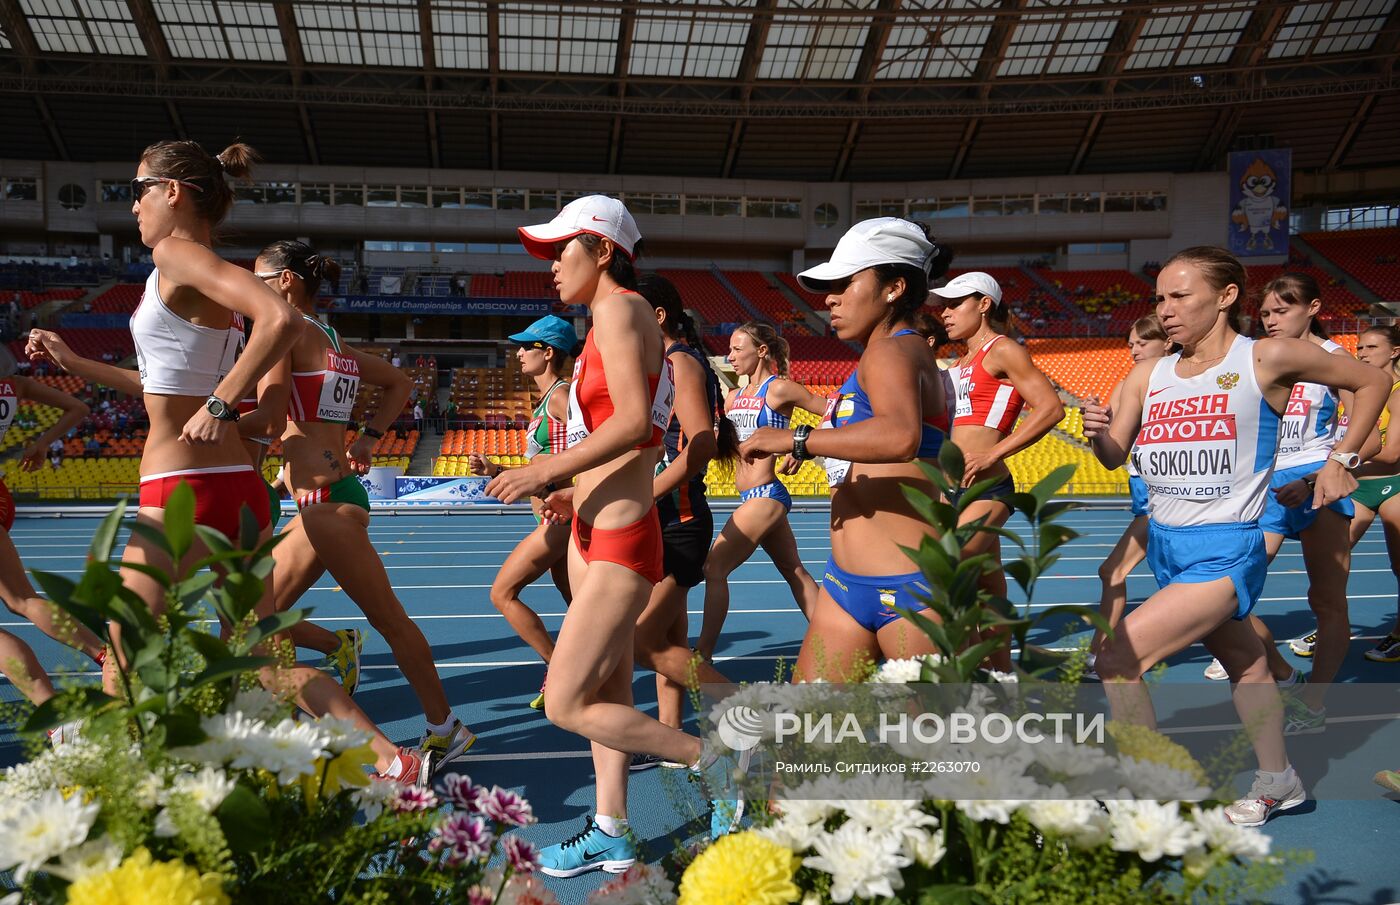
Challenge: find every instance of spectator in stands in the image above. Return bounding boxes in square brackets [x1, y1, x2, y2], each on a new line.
[443, 398, 457, 427]
[391, 350, 402, 368]
[412, 399, 424, 434]
[414, 353, 427, 368]
[452, 273, 468, 296]
[83, 436, 101, 458]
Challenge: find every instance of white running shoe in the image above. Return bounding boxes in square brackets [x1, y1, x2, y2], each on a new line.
[1204, 658, 1229, 681]
[1224, 770, 1306, 826]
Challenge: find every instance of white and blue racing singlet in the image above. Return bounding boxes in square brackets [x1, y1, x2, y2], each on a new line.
[1130, 336, 1281, 527]
[1275, 338, 1344, 471]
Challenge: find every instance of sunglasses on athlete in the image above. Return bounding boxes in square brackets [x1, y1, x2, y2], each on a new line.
[131, 175, 205, 200]
[254, 270, 302, 280]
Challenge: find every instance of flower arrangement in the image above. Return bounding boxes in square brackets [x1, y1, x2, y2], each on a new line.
[0, 486, 544, 903]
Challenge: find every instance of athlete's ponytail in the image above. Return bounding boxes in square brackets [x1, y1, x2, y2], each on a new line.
[140, 139, 260, 225]
[258, 239, 341, 299]
[735, 321, 790, 378]
[1262, 272, 1329, 339]
[638, 273, 738, 462]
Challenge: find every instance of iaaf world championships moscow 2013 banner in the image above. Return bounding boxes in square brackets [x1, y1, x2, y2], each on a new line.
[325, 296, 554, 316]
[1227, 148, 1291, 258]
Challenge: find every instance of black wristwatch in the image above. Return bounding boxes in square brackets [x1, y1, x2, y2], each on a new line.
[792, 424, 814, 461]
[362, 426, 384, 439]
[205, 395, 239, 422]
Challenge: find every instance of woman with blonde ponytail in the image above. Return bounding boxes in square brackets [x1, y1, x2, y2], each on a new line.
[694, 320, 829, 663]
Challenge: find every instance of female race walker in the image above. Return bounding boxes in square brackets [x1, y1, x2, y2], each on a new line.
[739, 217, 953, 681]
[487, 195, 741, 877]
[1343, 324, 1400, 664]
[695, 321, 826, 662]
[254, 240, 475, 771]
[1201, 273, 1376, 734]
[1086, 314, 1173, 676]
[936, 271, 1063, 665]
[1083, 246, 1387, 825]
[470, 314, 577, 711]
[0, 372, 106, 666]
[631, 273, 735, 769]
[26, 141, 430, 784]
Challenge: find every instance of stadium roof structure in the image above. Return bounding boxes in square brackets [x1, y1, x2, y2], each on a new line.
[0, 0, 1397, 179]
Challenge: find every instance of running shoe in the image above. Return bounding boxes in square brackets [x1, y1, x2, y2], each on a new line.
[324, 628, 364, 696]
[529, 669, 547, 711]
[1203, 657, 1229, 681]
[1081, 652, 1099, 682]
[1364, 633, 1400, 663]
[695, 750, 749, 839]
[629, 753, 662, 772]
[1288, 629, 1318, 658]
[1224, 770, 1306, 826]
[1283, 701, 1326, 736]
[537, 816, 638, 878]
[1374, 770, 1400, 794]
[419, 718, 476, 774]
[373, 747, 431, 789]
[47, 719, 83, 750]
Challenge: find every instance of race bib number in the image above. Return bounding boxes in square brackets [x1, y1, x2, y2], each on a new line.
[818, 394, 852, 487]
[651, 359, 675, 433]
[1133, 392, 1237, 501]
[316, 352, 360, 422]
[954, 365, 973, 420]
[727, 394, 764, 442]
[0, 380, 15, 446]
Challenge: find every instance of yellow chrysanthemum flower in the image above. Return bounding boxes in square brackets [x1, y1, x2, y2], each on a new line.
[1107, 721, 1208, 784]
[298, 744, 375, 802]
[65, 847, 229, 905]
[679, 832, 801, 905]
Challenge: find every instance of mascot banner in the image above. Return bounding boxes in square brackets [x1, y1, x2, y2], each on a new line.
[1228, 149, 1291, 257]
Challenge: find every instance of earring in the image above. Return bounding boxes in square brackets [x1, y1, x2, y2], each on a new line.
[887, 294, 895, 302]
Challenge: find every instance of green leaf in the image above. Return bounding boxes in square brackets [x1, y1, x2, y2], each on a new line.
[1030, 603, 1114, 638]
[193, 525, 232, 558]
[185, 630, 234, 665]
[127, 520, 174, 558]
[191, 655, 276, 689]
[22, 687, 115, 733]
[918, 884, 992, 905]
[938, 439, 966, 487]
[243, 610, 307, 651]
[1030, 463, 1077, 506]
[216, 784, 273, 855]
[1003, 559, 1036, 596]
[154, 711, 207, 748]
[88, 500, 128, 563]
[216, 572, 264, 627]
[175, 571, 220, 611]
[163, 481, 197, 560]
[30, 571, 108, 639]
[238, 504, 261, 551]
[109, 560, 173, 590]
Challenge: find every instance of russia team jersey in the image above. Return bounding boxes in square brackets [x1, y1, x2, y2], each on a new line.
[0, 380, 16, 446]
[1275, 338, 1344, 471]
[1131, 336, 1281, 527]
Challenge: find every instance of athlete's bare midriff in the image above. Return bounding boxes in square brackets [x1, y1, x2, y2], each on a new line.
[140, 394, 251, 478]
[950, 422, 1013, 480]
[830, 460, 938, 575]
[574, 448, 661, 529]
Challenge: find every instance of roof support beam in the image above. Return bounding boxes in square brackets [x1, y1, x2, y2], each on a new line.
[1097, 7, 1148, 91]
[273, 1, 305, 85]
[973, 0, 1029, 100]
[1227, 1, 1288, 77]
[1068, 111, 1102, 174]
[836, 0, 898, 180]
[1324, 94, 1376, 171]
[165, 99, 188, 140]
[721, 120, 744, 179]
[298, 103, 319, 165]
[948, 118, 978, 179]
[34, 95, 70, 162]
[832, 119, 861, 181]
[426, 110, 441, 168]
[1193, 105, 1242, 171]
[608, 115, 623, 174]
[418, 0, 436, 74]
[607, 0, 635, 175]
[487, 1, 501, 170]
[0, 0, 40, 75]
[125, 0, 172, 78]
[735, 0, 778, 103]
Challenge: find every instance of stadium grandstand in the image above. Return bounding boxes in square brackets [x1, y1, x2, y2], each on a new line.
[0, 0, 1397, 502]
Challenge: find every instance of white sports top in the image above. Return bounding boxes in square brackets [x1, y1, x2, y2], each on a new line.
[1275, 338, 1343, 471]
[1131, 336, 1281, 527]
[130, 268, 242, 396]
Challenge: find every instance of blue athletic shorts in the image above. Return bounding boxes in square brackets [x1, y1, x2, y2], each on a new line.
[1129, 475, 1149, 518]
[951, 473, 1016, 508]
[739, 480, 792, 513]
[821, 557, 931, 633]
[1146, 520, 1267, 620]
[1260, 461, 1354, 540]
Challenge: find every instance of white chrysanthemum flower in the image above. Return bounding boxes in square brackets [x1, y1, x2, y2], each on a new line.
[134, 771, 165, 810]
[1191, 806, 1271, 861]
[771, 796, 836, 827]
[1031, 739, 1114, 779]
[172, 766, 237, 813]
[840, 794, 940, 855]
[180, 709, 269, 765]
[1112, 756, 1211, 803]
[871, 657, 933, 684]
[986, 670, 1019, 684]
[353, 781, 399, 821]
[231, 718, 331, 784]
[229, 685, 288, 723]
[906, 827, 947, 868]
[804, 820, 912, 904]
[47, 837, 122, 883]
[311, 716, 373, 754]
[153, 809, 179, 839]
[1106, 800, 1205, 862]
[756, 814, 826, 853]
[1024, 799, 1109, 848]
[0, 788, 100, 880]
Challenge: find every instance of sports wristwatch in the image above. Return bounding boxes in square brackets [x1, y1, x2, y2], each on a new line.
[792, 424, 814, 461]
[1328, 451, 1361, 470]
[204, 395, 239, 422]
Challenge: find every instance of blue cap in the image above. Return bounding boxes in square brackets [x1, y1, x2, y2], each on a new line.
[509, 315, 579, 354]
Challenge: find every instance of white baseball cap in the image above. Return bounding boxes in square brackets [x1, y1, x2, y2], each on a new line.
[518, 194, 642, 261]
[930, 271, 1003, 305]
[797, 217, 940, 292]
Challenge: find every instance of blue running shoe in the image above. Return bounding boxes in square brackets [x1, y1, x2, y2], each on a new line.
[537, 816, 637, 878]
[697, 749, 749, 839]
